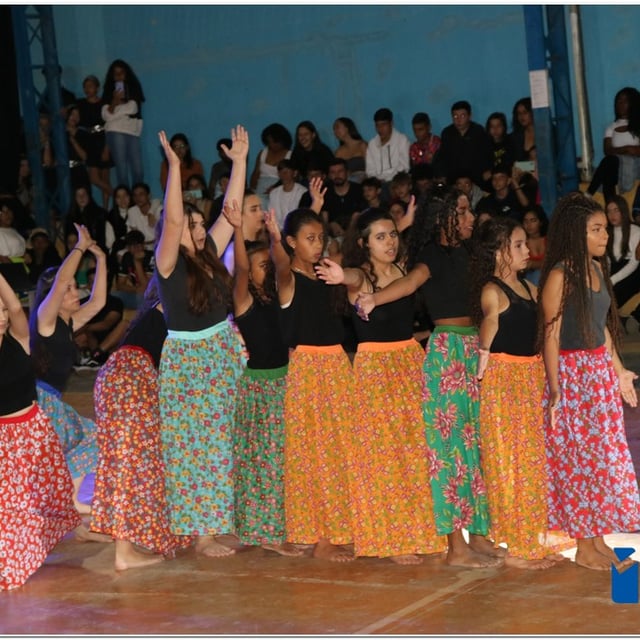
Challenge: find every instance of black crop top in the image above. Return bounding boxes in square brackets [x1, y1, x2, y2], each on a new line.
[157, 236, 230, 331]
[281, 271, 344, 348]
[489, 277, 538, 357]
[0, 332, 37, 415]
[352, 268, 415, 343]
[120, 306, 167, 369]
[235, 297, 289, 370]
[559, 262, 610, 350]
[32, 315, 78, 393]
[415, 242, 471, 320]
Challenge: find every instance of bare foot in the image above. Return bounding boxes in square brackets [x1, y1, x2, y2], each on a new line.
[468, 535, 508, 558]
[389, 554, 423, 565]
[74, 500, 92, 515]
[313, 538, 354, 563]
[262, 542, 305, 557]
[115, 540, 164, 571]
[195, 535, 235, 558]
[544, 553, 567, 562]
[74, 524, 113, 544]
[504, 554, 555, 570]
[446, 546, 503, 568]
[575, 548, 612, 571]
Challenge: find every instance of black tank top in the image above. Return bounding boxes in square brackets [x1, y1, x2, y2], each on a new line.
[235, 297, 289, 369]
[120, 307, 168, 369]
[0, 332, 37, 415]
[282, 271, 344, 347]
[157, 236, 230, 331]
[352, 268, 415, 343]
[32, 315, 78, 393]
[415, 242, 471, 320]
[489, 277, 538, 357]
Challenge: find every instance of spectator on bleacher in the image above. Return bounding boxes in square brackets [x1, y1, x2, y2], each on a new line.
[113, 229, 154, 310]
[24, 228, 62, 285]
[409, 112, 440, 168]
[511, 97, 536, 163]
[333, 117, 368, 183]
[65, 104, 92, 190]
[102, 59, 145, 188]
[365, 108, 411, 186]
[454, 172, 485, 210]
[183, 174, 213, 225]
[0, 202, 26, 263]
[361, 176, 384, 210]
[433, 100, 493, 188]
[126, 182, 162, 249]
[249, 123, 293, 207]
[588, 87, 640, 201]
[269, 159, 308, 229]
[159, 133, 204, 192]
[76, 75, 112, 209]
[290, 120, 334, 182]
[64, 185, 112, 255]
[476, 165, 530, 221]
[485, 112, 515, 171]
[106, 185, 132, 257]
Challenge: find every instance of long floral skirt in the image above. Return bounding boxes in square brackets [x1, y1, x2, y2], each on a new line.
[480, 353, 573, 559]
[36, 381, 97, 479]
[159, 320, 247, 536]
[92, 346, 191, 555]
[233, 365, 288, 546]
[0, 404, 81, 590]
[543, 345, 640, 538]
[284, 344, 353, 545]
[350, 339, 446, 558]
[423, 326, 490, 537]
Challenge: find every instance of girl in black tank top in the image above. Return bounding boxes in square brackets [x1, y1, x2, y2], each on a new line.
[230, 216, 299, 557]
[316, 208, 445, 563]
[266, 206, 355, 562]
[472, 216, 572, 568]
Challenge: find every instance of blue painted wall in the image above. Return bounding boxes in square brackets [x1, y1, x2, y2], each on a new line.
[49, 4, 640, 198]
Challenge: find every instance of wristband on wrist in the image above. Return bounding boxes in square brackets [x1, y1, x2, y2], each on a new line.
[71, 247, 84, 256]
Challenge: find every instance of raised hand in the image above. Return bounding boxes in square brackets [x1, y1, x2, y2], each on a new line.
[308, 176, 327, 204]
[354, 291, 375, 321]
[618, 369, 638, 407]
[405, 194, 416, 226]
[158, 130, 180, 167]
[264, 208, 281, 242]
[222, 198, 243, 229]
[220, 125, 249, 163]
[73, 224, 94, 252]
[314, 258, 344, 285]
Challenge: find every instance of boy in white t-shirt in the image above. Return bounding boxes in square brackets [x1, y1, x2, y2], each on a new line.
[268, 159, 308, 229]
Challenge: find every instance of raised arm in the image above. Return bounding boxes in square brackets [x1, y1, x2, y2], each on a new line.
[155, 130, 184, 278]
[37, 224, 95, 336]
[355, 262, 430, 320]
[264, 208, 293, 305]
[210, 125, 249, 256]
[308, 176, 327, 217]
[541, 268, 563, 428]
[0, 271, 29, 351]
[229, 199, 253, 317]
[72, 242, 108, 331]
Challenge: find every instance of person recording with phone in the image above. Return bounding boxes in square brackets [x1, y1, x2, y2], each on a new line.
[102, 59, 145, 188]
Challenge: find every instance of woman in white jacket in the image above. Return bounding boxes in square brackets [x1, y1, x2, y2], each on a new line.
[102, 59, 145, 188]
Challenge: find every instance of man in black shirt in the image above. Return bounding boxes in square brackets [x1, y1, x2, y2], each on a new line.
[476, 165, 530, 221]
[433, 100, 493, 188]
[320, 157, 366, 237]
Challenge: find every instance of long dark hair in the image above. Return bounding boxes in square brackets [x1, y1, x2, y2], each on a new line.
[406, 185, 469, 269]
[470, 216, 522, 326]
[606, 194, 632, 261]
[536, 192, 621, 353]
[156, 204, 232, 314]
[342, 208, 399, 291]
[29, 266, 60, 376]
[168, 133, 194, 168]
[512, 97, 533, 132]
[102, 59, 145, 108]
[334, 117, 364, 143]
[614, 87, 640, 139]
[244, 240, 276, 303]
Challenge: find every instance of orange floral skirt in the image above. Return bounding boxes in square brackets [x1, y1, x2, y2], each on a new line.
[350, 340, 446, 557]
[283, 345, 353, 545]
[479, 353, 572, 559]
